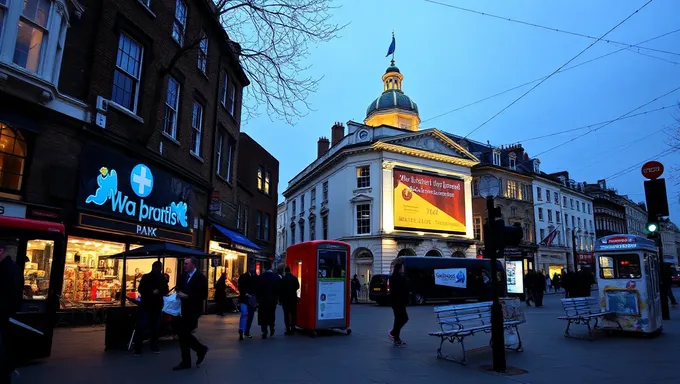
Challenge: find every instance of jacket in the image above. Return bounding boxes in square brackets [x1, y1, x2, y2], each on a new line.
[389, 273, 411, 307]
[137, 271, 169, 311]
[280, 273, 300, 303]
[238, 272, 259, 303]
[177, 270, 208, 321]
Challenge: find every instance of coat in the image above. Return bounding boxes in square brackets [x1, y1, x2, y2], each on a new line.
[177, 270, 208, 327]
[257, 271, 280, 326]
[137, 271, 169, 312]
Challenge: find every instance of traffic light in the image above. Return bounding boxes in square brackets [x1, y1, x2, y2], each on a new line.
[490, 220, 524, 249]
[646, 221, 659, 234]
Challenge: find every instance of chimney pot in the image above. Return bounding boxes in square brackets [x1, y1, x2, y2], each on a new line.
[317, 137, 330, 158]
[331, 122, 345, 147]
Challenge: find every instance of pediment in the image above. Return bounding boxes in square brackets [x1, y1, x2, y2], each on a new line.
[379, 129, 479, 163]
[350, 193, 373, 203]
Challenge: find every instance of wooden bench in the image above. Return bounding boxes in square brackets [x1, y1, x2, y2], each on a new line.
[428, 301, 524, 365]
[558, 297, 622, 340]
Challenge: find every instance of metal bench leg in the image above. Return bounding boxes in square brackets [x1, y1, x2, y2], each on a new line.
[436, 336, 446, 359]
[564, 319, 574, 338]
[458, 336, 468, 365]
[586, 318, 595, 341]
[514, 326, 524, 352]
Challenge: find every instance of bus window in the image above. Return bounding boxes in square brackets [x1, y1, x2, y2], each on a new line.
[24, 239, 54, 300]
[599, 254, 641, 279]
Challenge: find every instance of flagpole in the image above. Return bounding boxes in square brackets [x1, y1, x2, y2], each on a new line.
[391, 30, 395, 65]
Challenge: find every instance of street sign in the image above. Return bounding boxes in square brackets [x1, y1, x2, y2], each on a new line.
[641, 161, 664, 180]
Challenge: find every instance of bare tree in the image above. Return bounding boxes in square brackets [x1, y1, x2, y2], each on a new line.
[215, 0, 346, 124]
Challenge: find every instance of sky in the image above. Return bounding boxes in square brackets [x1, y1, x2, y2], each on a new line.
[240, 0, 680, 222]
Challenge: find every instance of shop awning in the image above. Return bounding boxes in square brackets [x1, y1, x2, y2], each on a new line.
[106, 243, 212, 259]
[212, 224, 261, 253]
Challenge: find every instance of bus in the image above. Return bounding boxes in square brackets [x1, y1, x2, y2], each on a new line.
[369, 256, 506, 306]
[1, 215, 66, 360]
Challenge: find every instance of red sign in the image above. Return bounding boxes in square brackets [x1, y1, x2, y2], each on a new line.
[578, 252, 594, 263]
[607, 236, 634, 244]
[641, 161, 664, 180]
[392, 169, 466, 234]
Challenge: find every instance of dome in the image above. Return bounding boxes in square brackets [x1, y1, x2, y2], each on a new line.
[366, 90, 419, 117]
[385, 65, 400, 74]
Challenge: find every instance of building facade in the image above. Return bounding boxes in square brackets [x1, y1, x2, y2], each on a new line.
[585, 180, 628, 240]
[620, 195, 647, 237]
[275, 202, 287, 262]
[0, 0, 258, 308]
[660, 219, 679, 265]
[235, 132, 279, 269]
[283, 61, 478, 285]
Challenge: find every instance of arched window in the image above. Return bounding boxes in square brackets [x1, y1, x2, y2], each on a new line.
[0, 123, 27, 192]
[425, 249, 442, 257]
[397, 248, 416, 257]
[452, 251, 466, 258]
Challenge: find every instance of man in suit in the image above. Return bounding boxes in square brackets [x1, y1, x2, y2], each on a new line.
[134, 261, 169, 356]
[173, 257, 209, 371]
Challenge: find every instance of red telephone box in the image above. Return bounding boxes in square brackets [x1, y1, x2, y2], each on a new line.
[286, 240, 351, 336]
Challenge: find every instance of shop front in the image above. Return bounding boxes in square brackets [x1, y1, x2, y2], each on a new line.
[63, 143, 200, 311]
[205, 224, 262, 304]
[537, 251, 570, 279]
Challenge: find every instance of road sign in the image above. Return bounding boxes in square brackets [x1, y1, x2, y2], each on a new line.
[641, 161, 664, 180]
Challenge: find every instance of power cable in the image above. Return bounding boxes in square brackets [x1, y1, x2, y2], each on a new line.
[424, 0, 679, 57]
[531, 84, 680, 158]
[605, 148, 678, 181]
[462, 0, 654, 139]
[421, 28, 680, 124]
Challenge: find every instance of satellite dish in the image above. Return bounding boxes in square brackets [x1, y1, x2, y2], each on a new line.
[478, 175, 501, 198]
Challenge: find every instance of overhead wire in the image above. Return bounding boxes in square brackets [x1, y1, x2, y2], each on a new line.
[421, 28, 680, 124]
[604, 148, 679, 181]
[423, 0, 679, 56]
[461, 0, 654, 139]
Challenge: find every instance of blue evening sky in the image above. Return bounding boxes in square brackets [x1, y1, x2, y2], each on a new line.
[241, 0, 680, 221]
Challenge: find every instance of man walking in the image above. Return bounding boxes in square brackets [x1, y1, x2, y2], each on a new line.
[351, 275, 361, 304]
[257, 269, 280, 339]
[237, 265, 259, 340]
[134, 261, 168, 356]
[280, 267, 299, 335]
[0, 241, 22, 384]
[173, 257, 209, 371]
[388, 263, 410, 346]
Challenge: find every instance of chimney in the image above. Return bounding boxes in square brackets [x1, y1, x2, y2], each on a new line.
[331, 122, 344, 146]
[317, 136, 330, 158]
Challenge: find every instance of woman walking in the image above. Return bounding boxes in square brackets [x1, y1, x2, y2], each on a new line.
[388, 263, 410, 347]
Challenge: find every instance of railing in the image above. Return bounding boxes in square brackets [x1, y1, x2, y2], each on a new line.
[357, 284, 374, 304]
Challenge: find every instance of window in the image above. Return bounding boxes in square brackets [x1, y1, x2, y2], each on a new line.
[472, 179, 479, 197]
[112, 33, 143, 113]
[221, 73, 236, 116]
[14, 0, 51, 73]
[590, 220, 593, 231]
[556, 211, 561, 223]
[309, 217, 315, 241]
[243, 205, 249, 235]
[264, 170, 270, 195]
[236, 202, 243, 229]
[570, 199, 574, 209]
[554, 192, 558, 203]
[540, 229, 545, 241]
[322, 181, 329, 201]
[578, 217, 581, 228]
[322, 215, 328, 240]
[582, 202, 586, 212]
[473, 216, 482, 240]
[510, 207, 517, 217]
[356, 204, 370, 235]
[506, 180, 518, 199]
[190, 102, 203, 156]
[538, 208, 544, 221]
[533, 160, 540, 173]
[563, 196, 567, 207]
[300, 194, 305, 212]
[522, 184, 531, 201]
[290, 225, 295, 245]
[493, 150, 501, 166]
[547, 209, 553, 223]
[257, 167, 263, 191]
[546, 189, 551, 202]
[565, 214, 569, 227]
[163, 77, 180, 139]
[356, 166, 370, 188]
[256, 212, 270, 241]
[599, 254, 641, 279]
[256, 211, 262, 239]
[172, 0, 187, 45]
[571, 216, 575, 228]
[509, 153, 516, 169]
[536, 187, 542, 201]
[258, 166, 270, 194]
[311, 187, 316, 206]
[291, 200, 296, 216]
[299, 221, 304, 242]
[0, 124, 27, 192]
[588, 204, 591, 214]
[197, 30, 208, 73]
[216, 130, 235, 182]
[577, 201, 581, 212]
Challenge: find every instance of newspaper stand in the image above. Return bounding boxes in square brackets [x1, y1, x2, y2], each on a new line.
[286, 240, 351, 337]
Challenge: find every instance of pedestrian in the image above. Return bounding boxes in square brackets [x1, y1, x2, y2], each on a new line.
[524, 269, 535, 306]
[534, 270, 546, 307]
[564, 267, 576, 298]
[388, 263, 410, 346]
[280, 267, 300, 335]
[0, 241, 22, 384]
[543, 271, 551, 293]
[173, 257, 209, 371]
[351, 274, 361, 304]
[134, 261, 169, 356]
[214, 272, 227, 316]
[257, 269, 280, 339]
[237, 265, 259, 340]
[662, 263, 678, 306]
[552, 273, 561, 293]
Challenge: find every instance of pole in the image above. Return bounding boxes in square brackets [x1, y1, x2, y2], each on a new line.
[571, 230, 578, 273]
[657, 229, 670, 320]
[486, 196, 506, 372]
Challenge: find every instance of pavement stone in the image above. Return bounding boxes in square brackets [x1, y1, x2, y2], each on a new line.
[13, 288, 680, 384]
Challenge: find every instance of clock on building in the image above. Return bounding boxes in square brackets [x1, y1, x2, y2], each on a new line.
[478, 175, 501, 198]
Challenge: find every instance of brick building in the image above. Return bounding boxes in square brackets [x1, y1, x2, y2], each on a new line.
[235, 132, 279, 270]
[0, 0, 259, 314]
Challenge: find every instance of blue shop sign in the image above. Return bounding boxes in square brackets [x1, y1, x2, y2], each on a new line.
[78, 144, 193, 233]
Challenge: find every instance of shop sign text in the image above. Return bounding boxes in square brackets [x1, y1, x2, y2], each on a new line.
[136, 225, 157, 237]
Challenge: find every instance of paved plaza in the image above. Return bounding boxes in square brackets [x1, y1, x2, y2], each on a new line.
[14, 289, 680, 384]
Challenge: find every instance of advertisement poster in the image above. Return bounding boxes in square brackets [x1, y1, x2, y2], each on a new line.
[393, 169, 466, 234]
[318, 279, 345, 320]
[505, 260, 524, 294]
[434, 268, 467, 288]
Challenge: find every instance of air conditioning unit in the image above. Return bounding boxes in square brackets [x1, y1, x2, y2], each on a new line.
[96, 96, 109, 112]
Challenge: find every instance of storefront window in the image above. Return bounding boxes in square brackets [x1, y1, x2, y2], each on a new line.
[207, 241, 246, 299]
[63, 237, 125, 303]
[24, 239, 54, 300]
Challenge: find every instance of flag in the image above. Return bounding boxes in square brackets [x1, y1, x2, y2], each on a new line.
[386, 34, 395, 57]
[540, 225, 560, 246]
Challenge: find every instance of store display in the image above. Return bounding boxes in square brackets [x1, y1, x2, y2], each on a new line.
[62, 238, 125, 304]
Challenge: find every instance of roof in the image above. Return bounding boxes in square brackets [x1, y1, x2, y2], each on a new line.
[366, 90, 419, 118]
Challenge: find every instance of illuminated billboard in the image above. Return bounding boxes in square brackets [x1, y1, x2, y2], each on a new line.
[393, 168, 466, 234]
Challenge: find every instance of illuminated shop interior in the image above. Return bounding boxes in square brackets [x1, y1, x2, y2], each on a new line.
[207, 241, 246, 299]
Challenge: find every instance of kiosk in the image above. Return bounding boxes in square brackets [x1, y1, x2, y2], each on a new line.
[594, 234, 662, 334]
[286, 240, 351, 337]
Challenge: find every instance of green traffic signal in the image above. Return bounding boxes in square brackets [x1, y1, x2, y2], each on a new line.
[647, 222, 658, 233]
